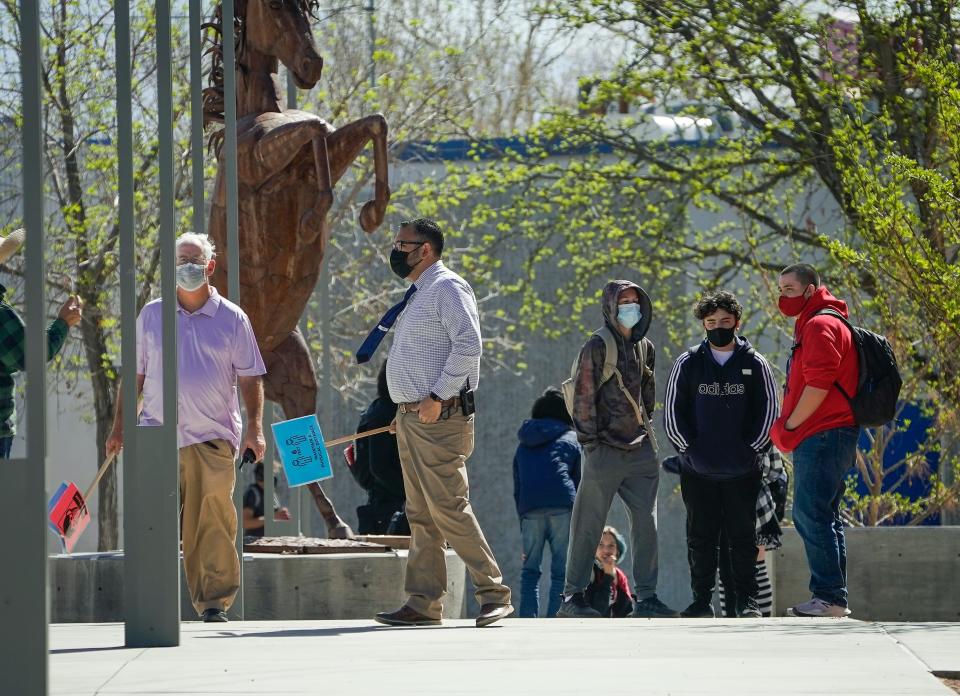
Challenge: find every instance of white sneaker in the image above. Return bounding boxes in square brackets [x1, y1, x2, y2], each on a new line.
[787, 597, 851, 617]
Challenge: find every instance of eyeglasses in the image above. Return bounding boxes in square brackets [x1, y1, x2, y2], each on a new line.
[177, 256, 207, 265]
[391, 240, 426, 252]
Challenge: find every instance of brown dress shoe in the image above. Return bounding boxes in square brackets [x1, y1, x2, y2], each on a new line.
[476, 602, 514, 627]
[374, 605, 441, 627]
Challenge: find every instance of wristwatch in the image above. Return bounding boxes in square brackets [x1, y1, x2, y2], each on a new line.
[428, 392, 443, 402]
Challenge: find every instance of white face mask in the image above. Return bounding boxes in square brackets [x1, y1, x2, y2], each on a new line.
[617, 303, 642, 329]
[176, 262, 208, 291]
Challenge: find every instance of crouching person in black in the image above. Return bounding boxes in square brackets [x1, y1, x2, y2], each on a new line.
[664, 291, 779, 618]
[348, 361, 408, 535]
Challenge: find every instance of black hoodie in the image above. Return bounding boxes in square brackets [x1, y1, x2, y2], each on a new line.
[664, 336, 779, 479]
[570, 280, 656, 452]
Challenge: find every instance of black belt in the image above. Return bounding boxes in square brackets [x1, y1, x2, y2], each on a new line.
[398, 396, 461, 415]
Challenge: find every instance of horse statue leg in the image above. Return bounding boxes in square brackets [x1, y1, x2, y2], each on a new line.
[250, 117, 335, 251]
[325, 113, 391, 232]
[262, 327, 353, 539]
[298, 133, 334, 250]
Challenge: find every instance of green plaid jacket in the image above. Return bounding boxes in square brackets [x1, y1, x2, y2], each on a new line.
[0, 284, 69, 437]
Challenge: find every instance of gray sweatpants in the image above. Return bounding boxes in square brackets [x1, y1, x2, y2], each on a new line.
[563, 440, 660, 600]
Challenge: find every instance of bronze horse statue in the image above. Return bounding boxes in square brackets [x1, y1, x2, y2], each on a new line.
[203, 0, 390, 537]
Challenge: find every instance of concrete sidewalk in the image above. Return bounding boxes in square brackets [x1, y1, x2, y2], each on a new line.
[51, 618, 958, 695]
[882, 623, 960, 678]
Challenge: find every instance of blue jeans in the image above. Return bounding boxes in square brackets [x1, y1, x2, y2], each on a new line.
[792, 426, 860, 607]
[0, 436, 12, 458]
[519, 508, 571, 618]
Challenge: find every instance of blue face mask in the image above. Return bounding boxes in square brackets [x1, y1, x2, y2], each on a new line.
[617, 303, 642, 329]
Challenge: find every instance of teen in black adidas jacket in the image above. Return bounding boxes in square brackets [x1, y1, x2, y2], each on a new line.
[663, 291, 779, 618]
[664, 335, 778, 479]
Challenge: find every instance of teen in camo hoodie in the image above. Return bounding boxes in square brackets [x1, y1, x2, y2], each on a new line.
[557, 280, 678, 619]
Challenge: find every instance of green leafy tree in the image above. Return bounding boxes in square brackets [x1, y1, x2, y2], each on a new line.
[0, 0, 196, 548]
[403, 0, 960, 522]
[0, 0, 589, 544]
[295, 0, 593, 405]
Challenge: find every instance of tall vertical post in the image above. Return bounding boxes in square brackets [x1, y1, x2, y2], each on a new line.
[122, 0, 181, 646]
[189, 0, 205, 237]
[221, 0, 245, 619]
[222, 0, 239, 302]
[366, 0, 376, 88]
[282, 73, 309, 534]
[316, 8, 332, 525]
[1, 2, 49, 692]
[287, 69, 297, 110]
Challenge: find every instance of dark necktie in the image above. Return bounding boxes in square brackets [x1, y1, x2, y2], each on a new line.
[355, 284, 417, 364]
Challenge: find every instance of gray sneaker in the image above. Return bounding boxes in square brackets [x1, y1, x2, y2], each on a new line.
[633, 594, 680, 618]
[556, 592, 601, 618]
[787, 597, 851, 618]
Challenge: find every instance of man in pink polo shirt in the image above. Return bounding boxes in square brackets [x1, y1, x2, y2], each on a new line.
[106, 232, 266, 623]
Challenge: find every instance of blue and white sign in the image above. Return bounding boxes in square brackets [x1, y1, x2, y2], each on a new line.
[271, 415, 333, 487]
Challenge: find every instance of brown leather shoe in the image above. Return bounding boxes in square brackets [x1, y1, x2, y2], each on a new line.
[374, 605, 441, 627]
[475, 602, 514, 627]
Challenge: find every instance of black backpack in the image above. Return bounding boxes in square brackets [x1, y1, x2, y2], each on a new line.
[813, 309, 902, 427]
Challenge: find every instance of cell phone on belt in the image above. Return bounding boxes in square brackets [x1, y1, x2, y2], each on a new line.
[459, 381, 476, 416]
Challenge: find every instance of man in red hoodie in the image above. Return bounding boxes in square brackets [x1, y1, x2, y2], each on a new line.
[770, 264, 860, 618]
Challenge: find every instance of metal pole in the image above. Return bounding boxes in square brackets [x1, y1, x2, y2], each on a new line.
[123, 0, 181, 647]
[223, 0, 239, 303]
[222, 0, 245, 620]
[263, 403, 295, 536]
[189, 0, 205, 236]
[315, 0, 331, 525]
[284, 71, 305, 536]
[366, 0, 376, 88]
[1, 1, 49, 691]
[321, 277, 332, 425]
[263, 406, 276, 535]
[287, 69, 297, 110]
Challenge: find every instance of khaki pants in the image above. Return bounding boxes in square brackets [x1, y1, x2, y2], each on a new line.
[396, 411, 511, 619]
[179, 439, 240, 615]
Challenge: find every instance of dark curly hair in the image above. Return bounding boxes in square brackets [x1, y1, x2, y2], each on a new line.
[694, 290, 743, 322]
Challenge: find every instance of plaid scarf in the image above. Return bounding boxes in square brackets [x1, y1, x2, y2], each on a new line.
[756, 448, 788, 548]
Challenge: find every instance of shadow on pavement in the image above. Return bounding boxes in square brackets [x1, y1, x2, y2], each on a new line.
[50, 645, 136, 655]
[198, 624, 481, 639]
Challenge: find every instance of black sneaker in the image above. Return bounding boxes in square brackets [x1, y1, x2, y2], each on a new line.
[680, 600, 715, 618]
[556, 592, 601, 618]
[633, 594, 680, 618]
[737, 598, 762, 618]
[201, 608, 228, 623]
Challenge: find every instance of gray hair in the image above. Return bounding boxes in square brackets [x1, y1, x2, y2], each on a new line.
[175, 232, 216, 262]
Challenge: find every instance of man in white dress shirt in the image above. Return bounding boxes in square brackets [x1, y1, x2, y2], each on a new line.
[359, 218, 512, 628]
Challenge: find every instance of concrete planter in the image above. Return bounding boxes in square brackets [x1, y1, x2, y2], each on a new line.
[50, 550, 467, 622]
[774, 526, 960, 621]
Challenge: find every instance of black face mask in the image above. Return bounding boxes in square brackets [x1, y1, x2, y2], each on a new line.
[389, 247, 423, 279]
[707, 326, 736, 348]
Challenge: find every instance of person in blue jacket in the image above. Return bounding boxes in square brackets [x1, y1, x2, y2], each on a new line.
[513, 387, 582, 618]
[664, 291, 779, 618]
